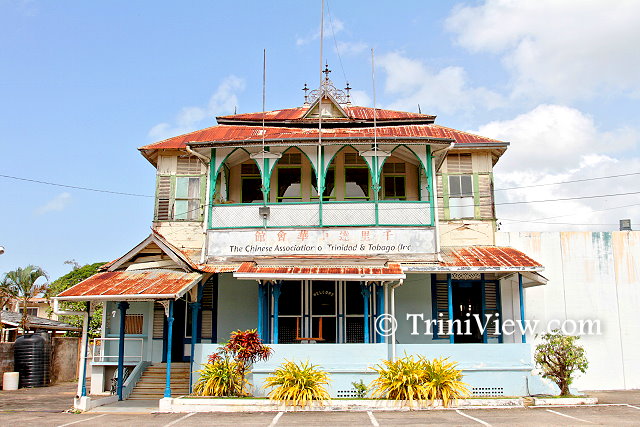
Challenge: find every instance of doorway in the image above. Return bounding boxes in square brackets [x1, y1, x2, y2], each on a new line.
[452, 281, 483, 343]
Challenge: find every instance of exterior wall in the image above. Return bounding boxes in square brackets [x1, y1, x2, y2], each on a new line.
[50, 337, 79, 383]
[152, 221, 204, 254]
[0, 342, 14, 388]
[497, 231, 640, 390]
[395, 273, 436, 344]
[216, 273, 258, 342]
[439, 220, 496, 246]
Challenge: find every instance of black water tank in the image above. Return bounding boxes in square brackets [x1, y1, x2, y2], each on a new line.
[14, 334, 49, 388]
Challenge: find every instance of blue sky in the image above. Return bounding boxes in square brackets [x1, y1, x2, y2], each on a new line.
[1, 0, 639, 281]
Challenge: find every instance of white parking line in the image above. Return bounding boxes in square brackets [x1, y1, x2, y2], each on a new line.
[367, 410, 380, 427]
[546, 409, 593, 424]
[455, 409, 492, 426]
[57, 414, 106, 427]
[627, 404, 640, 410]
[163, 412, 196, 427]
[268, 411, 284, 427]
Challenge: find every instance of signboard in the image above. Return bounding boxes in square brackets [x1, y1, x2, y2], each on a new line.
[207, 228, 436, 258]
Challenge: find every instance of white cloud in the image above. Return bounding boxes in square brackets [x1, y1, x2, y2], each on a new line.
[446, 0, 640, 101]
[378, 52, 504, 114]
[35, 192, 71, 215]
[471, 104, 640, 231]
[296, 18, 345, 46]
[349, 89, 371, 107]
[148, 75, 245, 141]
[335, 41, 368, 56]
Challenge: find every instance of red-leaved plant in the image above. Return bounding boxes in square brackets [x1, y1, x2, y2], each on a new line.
[201, 329, 272, 396]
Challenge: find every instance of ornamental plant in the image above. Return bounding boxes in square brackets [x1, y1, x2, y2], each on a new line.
[534, 330, 588, 396]
[194, 329, 272, 397]
[264, 360, 330, 406]
[369, 355, 469, 407]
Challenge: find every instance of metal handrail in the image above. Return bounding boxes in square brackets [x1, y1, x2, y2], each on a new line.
[92, 337, 144, 363]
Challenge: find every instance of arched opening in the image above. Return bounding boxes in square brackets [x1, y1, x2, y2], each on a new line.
[324, 146, 372, 201]
[380, 146, 422, 201]
[269, 147, 317, 203]
[213, 148, 263, 204]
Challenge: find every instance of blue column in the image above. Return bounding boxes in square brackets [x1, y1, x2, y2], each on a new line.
[257, 282, 264, 340]
[447, 274, 454, 344]
[164, 300, 174, 398]
[189, 284, 203, 393]
[272, 281, 282, 344]
[360, 283, 371, 344]
[116, 301, 129, 401]
[81, 302, 90, 397]
[375, 283, 384, 343]
[481, 274, 487, 344]
[518, 273, 526, 343]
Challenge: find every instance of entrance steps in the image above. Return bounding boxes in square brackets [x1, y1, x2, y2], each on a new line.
[128, 362, 191, 400]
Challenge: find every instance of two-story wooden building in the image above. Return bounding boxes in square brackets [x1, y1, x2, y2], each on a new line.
[55, 73, 549, 404]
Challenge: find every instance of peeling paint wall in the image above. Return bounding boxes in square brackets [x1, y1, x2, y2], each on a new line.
[496, 231, 640, 390]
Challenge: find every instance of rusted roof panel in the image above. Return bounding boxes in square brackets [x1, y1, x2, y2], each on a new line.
[234, 262, 405, 280]
[440, 246, 543, 268]
[196, 264, 241, 273]
[56, 270, 202, 300]
[139, 124, 503, 151]
[217, 106, 435, 122]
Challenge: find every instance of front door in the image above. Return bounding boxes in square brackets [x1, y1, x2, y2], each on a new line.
[452, 281, 483, 343]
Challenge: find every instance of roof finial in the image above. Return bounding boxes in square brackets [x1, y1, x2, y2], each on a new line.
[302, 83, 310, 105]
[323, 62, 331, 82]
[345, 82, 351, 104]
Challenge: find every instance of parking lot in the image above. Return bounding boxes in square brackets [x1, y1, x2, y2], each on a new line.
[0, 405, 639, 426]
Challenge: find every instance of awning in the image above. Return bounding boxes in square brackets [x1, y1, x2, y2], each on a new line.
[401, 246, 546, 286]
[55, 270, 203, 301]
[0, 311, 81, 332]
[234, 262, 406, 281]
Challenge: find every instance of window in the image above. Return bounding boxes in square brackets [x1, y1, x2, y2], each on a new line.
[174, 177, 201, 220]
[124, 314, 144, 335]
[448, 175, 474, 219]
[382, 162, 406, 200]
[312, 167, 335, 200]
[19, 308, 38, 317]
[344, 153, 370, 200]
[276, 153, 302, 202]
[241, 163, 263, 203]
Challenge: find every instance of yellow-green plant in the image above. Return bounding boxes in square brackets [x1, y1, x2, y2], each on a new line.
[369, 355, 470, 407]
[370, 355, 431, 403]
[263, 360, 330, 406]
[421, 357, 470, 407]
[193, 355, 247, 397]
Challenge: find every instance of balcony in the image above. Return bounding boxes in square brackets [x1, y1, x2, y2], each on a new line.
[209, 200, 433, 229]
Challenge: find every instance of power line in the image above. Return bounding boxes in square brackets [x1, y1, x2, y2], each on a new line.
[0, 173, 153, 198]
[495, 172, 640, 191]
[499, 202, 640, 224]
[325, 0, 348, 84]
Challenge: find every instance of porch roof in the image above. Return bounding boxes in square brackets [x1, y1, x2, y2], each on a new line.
[233, 262, 405, 281]
[54, 270, 203, 301]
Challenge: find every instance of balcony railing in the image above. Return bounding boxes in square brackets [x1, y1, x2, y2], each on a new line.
[209, 201, 432, 229]
[92, 337, 144, 364]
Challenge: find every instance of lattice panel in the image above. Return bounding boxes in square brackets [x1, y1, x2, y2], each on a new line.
[268, 204, 319, 227]
[378, 202, 431, 225]
[346, 317, 364, 343]
[211, 205, 264, 228]
[323, 203, 376, 226]
[337, 389, 360, 398]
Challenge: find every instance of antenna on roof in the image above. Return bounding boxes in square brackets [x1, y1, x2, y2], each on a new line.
[418, 104, 421, 114]
[318, 0, 324, 218]
[262, 48, 266, 153]
[234, 106, 237, 115]
[371, 48, 379, 208]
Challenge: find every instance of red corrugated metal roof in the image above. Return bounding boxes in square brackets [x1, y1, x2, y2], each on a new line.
[440, 246, 542, 268]
[139, 124, 503, 151]
[196, 264, 240, 273]
[56, 270, 202, 300]
[234, 262, 405, 280]
[217, 106, 435, 122]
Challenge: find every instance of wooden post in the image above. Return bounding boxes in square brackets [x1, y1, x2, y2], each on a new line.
[164, 300, 174, 398]
[116, 301, 129, 401]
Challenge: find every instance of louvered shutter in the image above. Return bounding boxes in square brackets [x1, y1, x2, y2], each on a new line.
[431, 276, 450, 339]
[156, 175, 171, 220]
[484, 282, 500, 337]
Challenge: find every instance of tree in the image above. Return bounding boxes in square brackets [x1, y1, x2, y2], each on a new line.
[2, 265, 49, 332]
[534, 330, 589, 396]
[46, 262, 105, 338]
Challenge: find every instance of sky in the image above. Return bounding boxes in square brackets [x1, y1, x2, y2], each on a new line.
[1, 0, 639, 281]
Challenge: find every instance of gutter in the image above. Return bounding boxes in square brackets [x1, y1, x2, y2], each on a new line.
[390, 279, 404, 362]
[53, 293, 182, 302]
[187, 136, 455, 148]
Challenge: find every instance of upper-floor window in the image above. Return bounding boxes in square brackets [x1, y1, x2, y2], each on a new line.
[344, 152, 370, 200]
[174, 177, 201, 220]
[276, 152, 302, 202]
[448, 175, 474, 219]
[241, 163, 263, 203]
[155, 155, 204, 221]
[382, 161, 407, 200]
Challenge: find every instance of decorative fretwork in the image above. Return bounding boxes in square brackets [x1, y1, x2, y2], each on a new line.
[451, 272, 482, 280]
[306, 64, 351, 105]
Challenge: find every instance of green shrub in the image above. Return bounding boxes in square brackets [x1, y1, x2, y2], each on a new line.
[264, 360, 330, 406]
[534, 330, 588, 396]
[193, 354, 247, 397]
[352, 379, 368, 398]
[370, 355, 469, 407]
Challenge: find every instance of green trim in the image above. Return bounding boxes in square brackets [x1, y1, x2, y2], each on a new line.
[473, 173, 480, 219]
[208, 148, 216, 229]
[442, 173, 450, 220]
[427, 146, 435, 226]
[319, 146, 324, 227]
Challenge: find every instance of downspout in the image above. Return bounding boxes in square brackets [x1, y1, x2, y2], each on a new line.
[390, 279, 404, 361]
[185, 145, 211, 265]
[53, 298, 90, 398]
